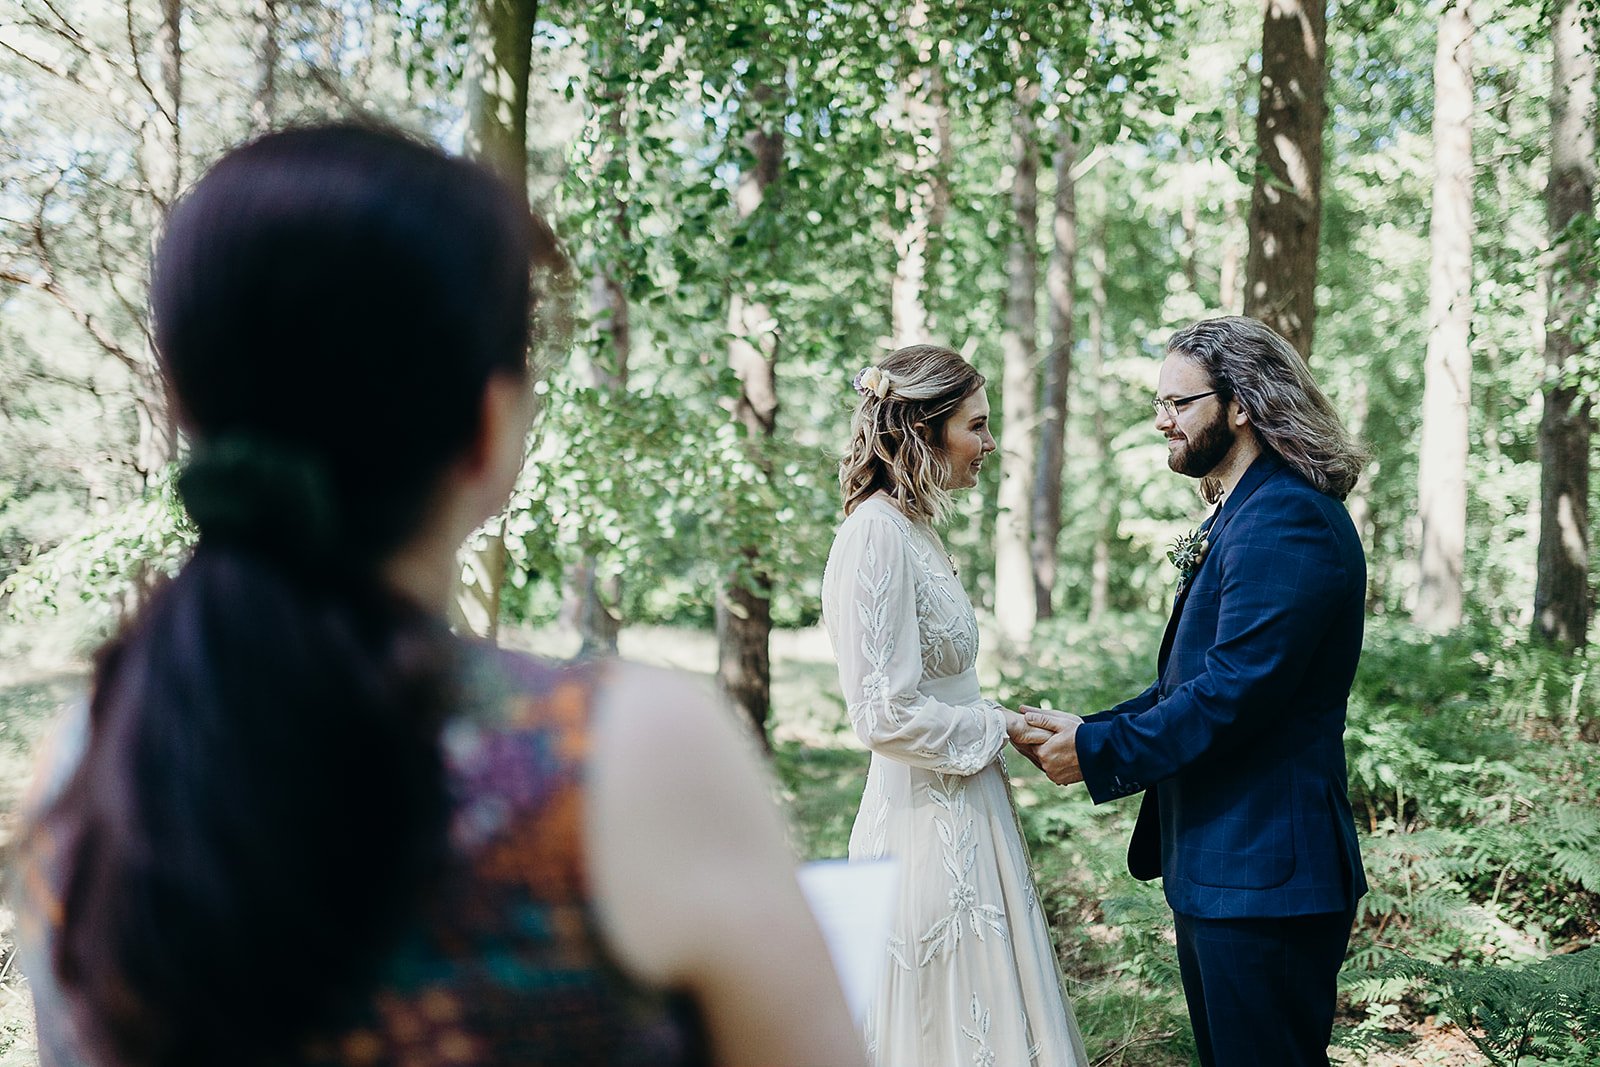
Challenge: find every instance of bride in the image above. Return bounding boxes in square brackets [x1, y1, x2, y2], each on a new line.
[821, 344, 1088, 1067]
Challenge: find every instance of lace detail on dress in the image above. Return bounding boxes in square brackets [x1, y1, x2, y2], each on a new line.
[963, 994, 996, 1067]
[835, 510, 1006, 775]
[917, 775, 1008, 965]
[878, 508, 982, 679]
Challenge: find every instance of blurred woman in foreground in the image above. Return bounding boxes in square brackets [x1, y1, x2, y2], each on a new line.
[17, 122, 862, 1067]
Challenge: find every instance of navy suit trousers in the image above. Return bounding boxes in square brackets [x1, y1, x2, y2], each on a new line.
[1173, 907, 1355, 1067]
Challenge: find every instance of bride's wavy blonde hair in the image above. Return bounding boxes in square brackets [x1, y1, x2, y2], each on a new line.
[840, 344, 985, 524]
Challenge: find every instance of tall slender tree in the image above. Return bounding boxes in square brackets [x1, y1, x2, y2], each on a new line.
[718, 80, 785, 740]
[1534, 0, 1597, 648]
[994, 77, 1040, 647]
[1032, 117, 1077, 619]
[1244, 0, 1327, 359]
[456, 0, 538, 639]
[252, 0, 280, 132]
[1414, 0, 1475, 632]
[575, 74, 630, 658]
[151, 0, 183, 213]
[889, 0, 951, 346]
[1087, 206, 1113, 623]
[1221, 62, 1251, 314]
[131, 0, 185, 482]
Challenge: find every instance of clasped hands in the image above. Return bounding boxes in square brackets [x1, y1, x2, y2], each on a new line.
[1005, 707, 1085, 786]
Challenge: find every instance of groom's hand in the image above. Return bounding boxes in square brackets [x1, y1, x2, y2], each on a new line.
[1022, 709, 1085, 786]
[1005, 710, 1053, 773]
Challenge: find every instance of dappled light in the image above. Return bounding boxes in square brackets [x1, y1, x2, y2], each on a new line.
[1, 0, 1598, 1064]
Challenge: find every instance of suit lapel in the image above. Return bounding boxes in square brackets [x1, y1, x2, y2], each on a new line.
[1156, 512, 1214, 668]
[1155, 453, 1285, 672]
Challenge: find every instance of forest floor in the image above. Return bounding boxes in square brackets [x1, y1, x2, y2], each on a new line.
[0, 622, 1486, 1066]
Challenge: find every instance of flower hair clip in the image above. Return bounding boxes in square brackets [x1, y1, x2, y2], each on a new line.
[853, 365, 892, 399]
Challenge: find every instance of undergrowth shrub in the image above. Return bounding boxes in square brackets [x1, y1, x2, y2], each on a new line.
[1385, 948, 1600, 1066]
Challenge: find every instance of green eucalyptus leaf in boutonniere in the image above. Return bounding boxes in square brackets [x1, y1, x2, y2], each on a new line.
[1167, 526, 1210, 588]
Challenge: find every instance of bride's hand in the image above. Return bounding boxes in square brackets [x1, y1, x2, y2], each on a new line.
[1006, 708, 1057, 748]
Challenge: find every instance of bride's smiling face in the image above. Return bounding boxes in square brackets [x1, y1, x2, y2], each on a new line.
[935, 389, 996, 490]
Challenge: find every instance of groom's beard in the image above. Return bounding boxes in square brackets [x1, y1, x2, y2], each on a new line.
[1168, 409, 1235, 478]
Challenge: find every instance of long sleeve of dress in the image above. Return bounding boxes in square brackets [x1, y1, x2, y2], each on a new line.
[827, 513, 1009, 775]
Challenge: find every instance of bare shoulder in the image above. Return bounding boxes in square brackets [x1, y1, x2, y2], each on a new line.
[591, 661, 758, 767]
[584, 660, 777, 979]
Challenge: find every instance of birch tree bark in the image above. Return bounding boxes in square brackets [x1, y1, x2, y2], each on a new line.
[456, 0, 537, 640]
[994, 79, 1040, 647]
[1032, 118, 1076, 619]
[1244, 0, 1327, 360]
[1414, 0, 1474, 633]
[889, 0, 950, 346]
[1534, 0, 1597, 648]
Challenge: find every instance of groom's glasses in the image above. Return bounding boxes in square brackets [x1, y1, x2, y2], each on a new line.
[1151, 390, 1217, 419]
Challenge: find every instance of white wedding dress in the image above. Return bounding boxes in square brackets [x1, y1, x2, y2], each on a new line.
[821, 494, 1089, 1067]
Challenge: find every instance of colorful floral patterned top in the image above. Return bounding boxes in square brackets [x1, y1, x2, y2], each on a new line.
[19, 645, 708, 1067]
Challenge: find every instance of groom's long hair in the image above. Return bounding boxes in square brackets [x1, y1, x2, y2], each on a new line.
[1168, 316, 1369, 503]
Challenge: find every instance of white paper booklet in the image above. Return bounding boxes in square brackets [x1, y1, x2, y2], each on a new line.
[796, 858, 899, 1024]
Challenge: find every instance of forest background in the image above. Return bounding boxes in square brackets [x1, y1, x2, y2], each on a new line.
[2, 0, 1600, 1064]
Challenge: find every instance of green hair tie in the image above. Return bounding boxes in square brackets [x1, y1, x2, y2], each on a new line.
[177, 435, 340, 567]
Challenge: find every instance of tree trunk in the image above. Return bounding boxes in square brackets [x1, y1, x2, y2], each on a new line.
[465, 0, 536, 186]
[251, 0, 279, 133]
[1221, 67, 1249, 314]
[576, 91, 630, 658]
[574, 555, 621, 657]
[131, 0, 183, 483]
[1179, 142, 1202, 296]
[1413, 0, 1474, 633]
[1032, 118, 1076, 620]
[890, 0, 949, 346]
[153, 0, 182, 210]
[1345, 375, 1373, 553]
[718, 83, 784, 741]
[1534, 0, 1597, 648]
[1220, 196, 1244, 313]
[456, 0, 537, 640]
[995, 80, 1040, 648]
[1088, 209, 1113, 624]
[1244, 0, 1328, 360]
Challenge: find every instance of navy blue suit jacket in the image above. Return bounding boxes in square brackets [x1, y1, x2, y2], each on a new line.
[1075, 453, 1369, 919]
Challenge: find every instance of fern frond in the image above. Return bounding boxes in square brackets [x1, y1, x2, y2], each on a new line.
[1383, 948, 1600, 1066]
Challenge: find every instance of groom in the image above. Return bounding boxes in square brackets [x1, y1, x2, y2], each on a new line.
[1017, 316, 1369, 1067]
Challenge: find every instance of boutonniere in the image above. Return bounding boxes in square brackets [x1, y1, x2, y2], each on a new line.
[1168, 526, 1210, 587]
